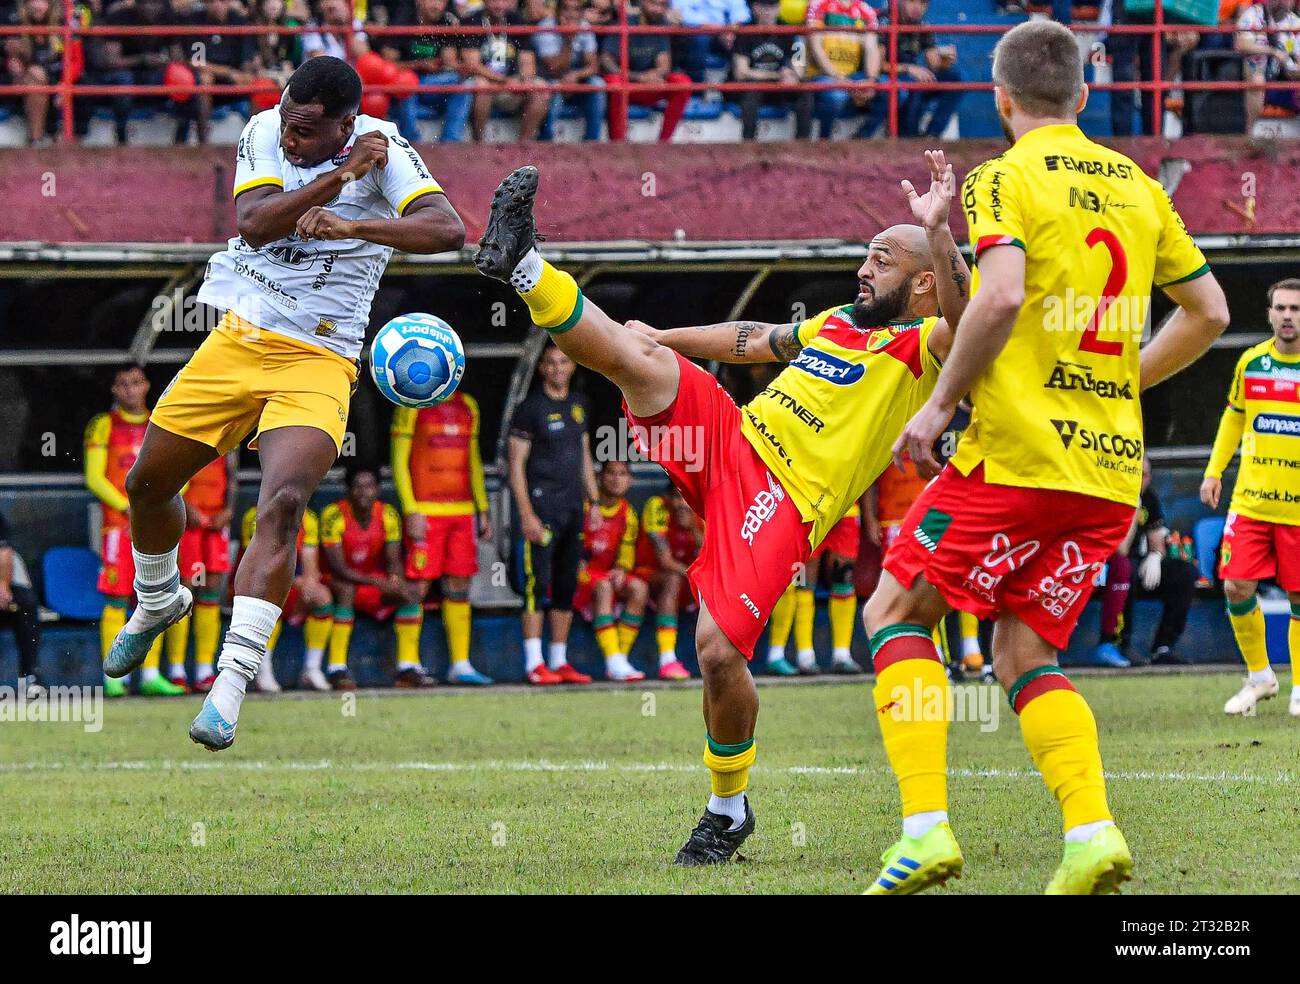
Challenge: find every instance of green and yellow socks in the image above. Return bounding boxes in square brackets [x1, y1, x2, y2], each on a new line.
[512, 252, 583, 333]
[1227, 594, 1274, 681]
[703, 733, 756, 828]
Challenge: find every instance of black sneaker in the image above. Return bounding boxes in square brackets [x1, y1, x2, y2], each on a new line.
[474, 165, 543, 283]
[394, 666, 438, 689]
[1151, 646, 1186, 666]
[674, 797, 755, 866]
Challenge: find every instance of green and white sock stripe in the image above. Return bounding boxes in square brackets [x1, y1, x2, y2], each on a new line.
[868, 623, 933, 658]
[1226, 595, 1259, 617]
[706, 733, 755, 758]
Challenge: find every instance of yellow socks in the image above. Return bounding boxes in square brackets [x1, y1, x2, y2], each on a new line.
[767, 584, 796, 656]
[328, 607, 354, 672]
[703, 734, 757, 797]
[395, 604, 423, 669]
[656, 613, 678, 659]
[1011, 667, 1111, 833]
[100, 602, 126, 662]
[618, 612, 643, 654]
[192, 598, 222, 674]
[304, 609, 333, 651]
[871, 624, 950, 817]
[165, 614, 190, 678]
[518, 259, 583, 332]
[794, 587, 815, 654]
[594, 613, 621, 658]
[1227, 595, 1270, 673]
[442, 599, 472, 666]
[829, 586, 855, 655]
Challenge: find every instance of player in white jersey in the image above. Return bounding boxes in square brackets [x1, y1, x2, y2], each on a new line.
[102, 57, 466, 749]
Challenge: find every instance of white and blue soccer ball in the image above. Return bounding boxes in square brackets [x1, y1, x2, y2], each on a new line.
[369, 313, 466, 408]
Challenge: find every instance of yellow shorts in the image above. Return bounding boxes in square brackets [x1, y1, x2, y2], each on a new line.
[151, 312, 358, 455]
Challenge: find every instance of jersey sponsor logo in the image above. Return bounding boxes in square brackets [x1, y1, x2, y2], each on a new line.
[744, 409, 794, 466]
[791, 349, 865, 385]
[392, 135, 434, 183]
[757, 385, 826, 431]
[262, 243, 317, 270]
[332, 146, 352, 166]
[740, 472, 785, 545]
[1027, 541, 1103, 620]
[987, 168, 1005, 221]
[1042, 155, 1135, 180]
[1044, 361, 1134, 400]
[1067, 187, 1135, 214]
[962, 532, 1042, 602]
[1253, 412, 1300, 437]
[1052, 418, 1143, 474]
[739, 592, 762, 619]
[311, 251, 338, 290]
[231, 258, 298, 310]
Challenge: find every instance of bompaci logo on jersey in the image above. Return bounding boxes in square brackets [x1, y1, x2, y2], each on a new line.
[1253, 412, 1300, 437]
[791, 349, 865, 385]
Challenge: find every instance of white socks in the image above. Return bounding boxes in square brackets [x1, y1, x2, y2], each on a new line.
[303, 647, 325, 673]
[195, 660, 214, 679]
[767, 646, 786, 665]
[1064, 819, 1115, 844]
[548, 641, 569, 671]
[659, 651, 677, 669]
[208, 670, 248, 723]
[832, 647, 852, 664]
[708, 793, 747, 830]
[216, 596, 282, 681]
[962, 635, 982, 658]
[523, 637, 543, 672]
[903, 810, 948, 839]
[796, 650, 816, 671]
[132, 545, 181, 613]
[606, 654, 638, 679]
[510, 248, 544, 293]
[1248, 667, 1276, 685]
[140, 667, 160, 683]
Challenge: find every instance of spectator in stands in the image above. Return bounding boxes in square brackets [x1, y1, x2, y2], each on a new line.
[587, 0, 615, 27]
[804, 0, 879, 139]
[320, 466, 436, 689]
[508, 344, 598, 685]
[90, 0, 184, 145]
[301, 0, 367, 62]
[461, 0, 550, 141]
[873, 0, 962, 139]
[600, 0, 691, 141]
[250, 0, 299, 83]
[1236, 0, 1300, 130]
[385, 0, 475, 142]
[733, 0, 811, 138]
[3, 0, 64, 145]
[1109, 0, 1201, 136]
[180, 0, 257, 144]
[672, 0, 752, 83]
[1094, 458, 1196, 667]
[0, 508, 44, 699]
[534, 0, 606, 140]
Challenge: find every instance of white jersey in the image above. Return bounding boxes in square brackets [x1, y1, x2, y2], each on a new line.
[196, 109, 443, 360]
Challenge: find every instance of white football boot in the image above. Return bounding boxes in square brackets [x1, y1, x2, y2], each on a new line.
[1223, 675, 1279, 715]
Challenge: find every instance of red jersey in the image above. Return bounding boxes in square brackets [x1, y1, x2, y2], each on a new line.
[391, 393, 488, 517]
[320, 499, 402, 574]
[185, 455, 229, 517]
[635, 494, 703, 570]
[583, 499, 638, 576]
[84, 408, 149, 528]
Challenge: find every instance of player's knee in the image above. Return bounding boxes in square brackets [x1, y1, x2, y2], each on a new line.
[124, 460, 176, 506]
[695, 618, 739, 677]
[1224, 579, 1255, 605]
[258, 485, 308, 545]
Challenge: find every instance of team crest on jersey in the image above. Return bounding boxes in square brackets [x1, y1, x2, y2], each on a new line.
[571, 404, 585, 424]
[315, 317, 337, 337]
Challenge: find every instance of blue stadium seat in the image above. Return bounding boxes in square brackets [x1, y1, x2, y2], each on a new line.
[683, 97, 724, 121]
[1193, 516, 1226, 579]
[627, 104, 653, 120]
[42, 546, 104, 621]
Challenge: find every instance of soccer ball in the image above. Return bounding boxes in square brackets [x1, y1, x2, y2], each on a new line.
[369, 313, 466, 408]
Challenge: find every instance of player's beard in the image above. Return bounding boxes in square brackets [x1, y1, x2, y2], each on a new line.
[853, 278, 913, 326]
[998, 105, 1016, 145]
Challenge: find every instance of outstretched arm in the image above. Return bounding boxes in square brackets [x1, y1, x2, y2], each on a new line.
[627, 319, 803, 364]
[902, 150, 969, 363]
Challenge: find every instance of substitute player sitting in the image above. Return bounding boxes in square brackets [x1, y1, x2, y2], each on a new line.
[391, 390, 494, 686]
[867, 20, 1230, 895]
[1202, 277, 1300, 719]
[320, 466, 432, 689]
[474, 147, 969, 864]
[575, 459, 648, 682]
[632, 483, 700, 681]
[239, 504, 334, 692]
[100, 56, 465, 749]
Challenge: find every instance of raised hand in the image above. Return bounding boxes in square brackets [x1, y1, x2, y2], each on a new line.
[901, 149, 954, 232]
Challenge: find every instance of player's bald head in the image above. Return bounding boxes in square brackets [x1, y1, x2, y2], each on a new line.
[869, 224, 933, 274]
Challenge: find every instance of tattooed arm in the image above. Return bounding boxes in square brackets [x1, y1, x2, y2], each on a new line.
[924, 227, 971, 364]
[624, 319, 804, 364]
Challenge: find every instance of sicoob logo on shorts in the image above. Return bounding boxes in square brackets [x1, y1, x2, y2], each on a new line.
[791, 350, 865, 385]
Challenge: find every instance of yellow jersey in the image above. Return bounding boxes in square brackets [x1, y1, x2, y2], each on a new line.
[1206, 339, 1300, 525]
[952, 123, 1209, 506]
[739, 305, 942, 548]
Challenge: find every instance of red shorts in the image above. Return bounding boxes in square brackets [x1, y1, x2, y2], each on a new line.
[813, 514, 861, 559]
[884, 463, 1134, 650]
[405, 514, 478, 580]
[352, 583, 397, 621]
[97, 524, 135, 598]
[624, 353, 813, 659]
[1220, 512, 1300, 590]
[179, 526, 232, 582]
[573, 566, 645, 619]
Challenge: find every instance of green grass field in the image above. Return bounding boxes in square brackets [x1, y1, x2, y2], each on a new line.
[2, 672, 1296, 894]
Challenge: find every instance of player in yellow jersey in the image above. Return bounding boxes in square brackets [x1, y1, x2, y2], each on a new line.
[1201, 278, 1300, 718]
[474, 148, 970, 864]
[867, 21, 1231, 895]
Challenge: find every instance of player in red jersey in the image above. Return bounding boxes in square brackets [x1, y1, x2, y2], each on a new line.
[862, 21, 1230, 894]
[166, 450, 239, 693]
[83, 366, 183, 698]
[320, 466, 431, 689]
[632, 483, 702, 680]
[391, 392, 493, 686]
[574, 460, 648, 681]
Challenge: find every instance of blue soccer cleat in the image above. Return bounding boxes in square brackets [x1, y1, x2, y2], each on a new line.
[189, 696, 237, 752]
[1089, 642, 1131, 669]
[767, 657, 799, 677]
[447, 664, 494, 686]
[104, 585, 193, 678]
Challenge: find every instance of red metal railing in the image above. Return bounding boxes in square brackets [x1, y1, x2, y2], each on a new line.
[0, 0, 1295, 142]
